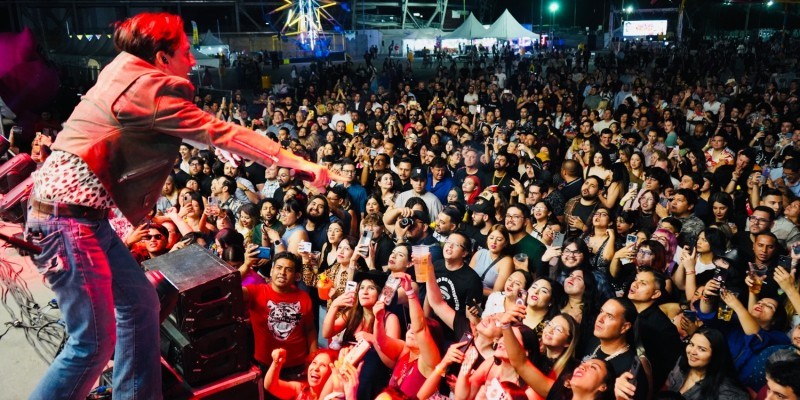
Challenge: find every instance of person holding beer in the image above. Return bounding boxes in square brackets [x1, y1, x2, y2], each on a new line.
[695, 269, 791, 391]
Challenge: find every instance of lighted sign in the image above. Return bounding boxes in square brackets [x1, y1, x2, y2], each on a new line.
[622, 20, 668, 37]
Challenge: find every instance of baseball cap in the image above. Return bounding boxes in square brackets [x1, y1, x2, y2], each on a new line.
[468, 200, 495, 215]
[410, 167, 427, 181]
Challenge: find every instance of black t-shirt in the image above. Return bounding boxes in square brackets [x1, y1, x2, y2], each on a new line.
[579, 338, 649, 400]
[597, 143, 619, 163]
[637, 304, 683, 389]
[559, 177, 583, 202]
[454, 168, 491, 190]
[462, 225, 488, 250]
[431, 260, 484, 315]
[242, 162, 267, 186]
[430, 260, 484, 341]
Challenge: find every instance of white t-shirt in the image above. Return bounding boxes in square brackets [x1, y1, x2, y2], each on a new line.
[464, 93, 479, 114]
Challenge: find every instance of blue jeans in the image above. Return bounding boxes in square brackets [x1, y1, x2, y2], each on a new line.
[26, 213, 161, 400]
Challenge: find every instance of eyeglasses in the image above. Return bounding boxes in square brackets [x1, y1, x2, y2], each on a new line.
[594, 212, 610, 217]
[532, 206, 547, 211]
[143, 234, 164, 241]
[444, 241, 465, 250]
[637, 249, 653, 256]
[545, 321, 568, 336]
[563, 249, 581, 256]
[748, 215, 771, 225]
[505, 214, 525, 221]
[342, 169, 355, 174]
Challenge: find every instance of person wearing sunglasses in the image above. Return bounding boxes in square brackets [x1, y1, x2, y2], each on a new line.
[125, 223, 170, 264]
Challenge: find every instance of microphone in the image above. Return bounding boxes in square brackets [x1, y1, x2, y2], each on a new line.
[0, 232, 42, 255]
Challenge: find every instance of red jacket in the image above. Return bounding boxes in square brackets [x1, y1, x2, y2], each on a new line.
[51, 52, 282, 224]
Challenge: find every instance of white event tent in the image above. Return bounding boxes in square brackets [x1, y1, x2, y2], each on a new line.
[484, 9, 539, 41]
[444, 13, 488, 40]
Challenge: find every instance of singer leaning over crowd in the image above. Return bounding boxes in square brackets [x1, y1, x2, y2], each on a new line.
[24, 12, 342, 400]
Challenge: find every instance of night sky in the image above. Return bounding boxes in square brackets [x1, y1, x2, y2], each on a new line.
[480, 0, 792, 31]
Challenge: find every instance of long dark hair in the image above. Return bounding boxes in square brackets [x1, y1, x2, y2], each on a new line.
[554, 238, 592, 279]
[678, 328, 743, 399]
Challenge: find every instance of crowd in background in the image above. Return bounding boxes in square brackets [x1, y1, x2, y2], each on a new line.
[9, 33, 800, 400]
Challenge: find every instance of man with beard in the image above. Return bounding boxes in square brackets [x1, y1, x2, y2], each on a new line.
[505, 204, 546, 277]
[273, 167, 296, 206]
[304, 195, 330, 250]
[224, 161, 259, 204]
[396, 157, 413, 192]
[463, 200, 496, 248]
[564, 176, 602, 238]
[362, 153, 393, 193]
[426, 231, 484, 341]
[489, 153, 513, 188]
[433, 207, 461, 244]
[211, 175, 245, 218]
[243, 252, 316, 379]
[426, 157, 453, 204]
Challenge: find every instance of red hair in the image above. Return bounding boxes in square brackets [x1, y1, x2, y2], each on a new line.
[113, 12, 185, 64]
[464, 175, 482, 204]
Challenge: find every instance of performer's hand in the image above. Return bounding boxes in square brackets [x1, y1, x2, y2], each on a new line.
[311, 164, 348, 189]
[215, 148, 242, 164]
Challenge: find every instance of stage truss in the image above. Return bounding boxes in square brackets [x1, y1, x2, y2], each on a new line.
[271, 0, 341, 52]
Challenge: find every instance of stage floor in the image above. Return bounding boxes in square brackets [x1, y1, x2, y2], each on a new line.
[0, 222, 53, 399]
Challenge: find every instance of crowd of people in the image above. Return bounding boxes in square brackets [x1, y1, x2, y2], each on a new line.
[15, 28, 800, 400]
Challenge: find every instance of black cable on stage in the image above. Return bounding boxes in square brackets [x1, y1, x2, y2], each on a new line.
[0, 244, 66, 364]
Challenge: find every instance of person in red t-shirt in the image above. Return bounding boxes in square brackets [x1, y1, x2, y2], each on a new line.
[243, 252, 317, 376]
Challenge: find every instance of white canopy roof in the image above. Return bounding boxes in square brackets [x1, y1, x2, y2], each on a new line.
[484, 9, 539, 40]
[402, 28, 445, 40]
[444, 13, 488, 40]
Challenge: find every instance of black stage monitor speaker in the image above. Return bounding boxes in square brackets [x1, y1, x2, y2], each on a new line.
[160, 317, 251, 386]
[0, 175, 33, 223]
[143, 244, 245, 334]
[0, 153, 36, 194]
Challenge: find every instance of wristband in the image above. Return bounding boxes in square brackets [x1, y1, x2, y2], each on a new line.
[494, 321, 510, 329]
[406, 292, 417, 300]
[434, 364, 447, 377]
[685, 270, 695, 276]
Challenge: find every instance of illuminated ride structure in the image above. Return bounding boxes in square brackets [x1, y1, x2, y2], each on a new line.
[271, 0, 340, 54]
